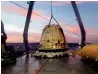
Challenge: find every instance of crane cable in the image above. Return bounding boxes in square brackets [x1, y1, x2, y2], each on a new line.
[49, 1, 59, 25]
[9, 1, 77, 28]
[9, 1, 80, 37]
[9, 1, 49, 21]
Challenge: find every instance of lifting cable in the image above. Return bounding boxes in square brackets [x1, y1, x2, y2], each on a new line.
[9, 1, 80, 37]
[49, 1, 59, 25]
[9, 1, 77, 27]
[9, 1, 49, 21]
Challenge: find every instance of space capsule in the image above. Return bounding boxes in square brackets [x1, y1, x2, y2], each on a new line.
[34, 24, 68, 58]
[39, 24, 67, 51]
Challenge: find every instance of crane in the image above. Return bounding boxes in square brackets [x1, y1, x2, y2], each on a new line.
[23, 1, 86, 55]
[71, 1, 86, 48]
[23, 1, 34, 55]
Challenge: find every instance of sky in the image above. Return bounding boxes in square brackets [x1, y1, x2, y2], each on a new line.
[1, 1, 98, 43]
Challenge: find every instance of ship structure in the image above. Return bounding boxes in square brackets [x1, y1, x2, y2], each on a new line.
[1, 1, 98, 74]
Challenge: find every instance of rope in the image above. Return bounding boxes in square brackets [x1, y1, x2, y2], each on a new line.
[51, 1, 53, 17]
[9, 1, 49, 21]
[9, 1, 80, 38]
[49, 1, 52, 25]
[48, 1, 59, 25]
[52, 16, 60, 25]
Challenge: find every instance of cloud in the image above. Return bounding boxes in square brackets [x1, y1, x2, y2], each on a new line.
[62, 24, 81, 38]
[64, 31, 81, 43]
[4, 21, 98, 43]
[85, 28, 98, 43]
[4, 23, 23, 33]
[36, 1, 87, 6]
[1, 2, 98, 43]
[5, 25, 98, 43]
[49, 1, 98, 6]
[4, 22, 42, 34]
[1, 5, 50, 21]
[62, 24, 98, 43]
[42, 1, 87, 6]
[52, 1, 70, 6]
[6, 32, 41, 43]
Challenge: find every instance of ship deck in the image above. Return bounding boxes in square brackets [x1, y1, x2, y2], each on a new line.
[1, 54, 97, 74]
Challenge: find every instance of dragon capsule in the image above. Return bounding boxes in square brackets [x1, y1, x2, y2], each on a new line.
[34, 24, 68, 58]
[39, 24, 67, 51]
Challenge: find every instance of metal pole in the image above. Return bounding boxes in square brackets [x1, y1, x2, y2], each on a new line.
[23, 1, 34, 55]
[71, 1, 86, 48]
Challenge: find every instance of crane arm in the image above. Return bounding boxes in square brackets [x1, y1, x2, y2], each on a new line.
[23, 1, 34, 54]
[71, 1, 86, 48]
